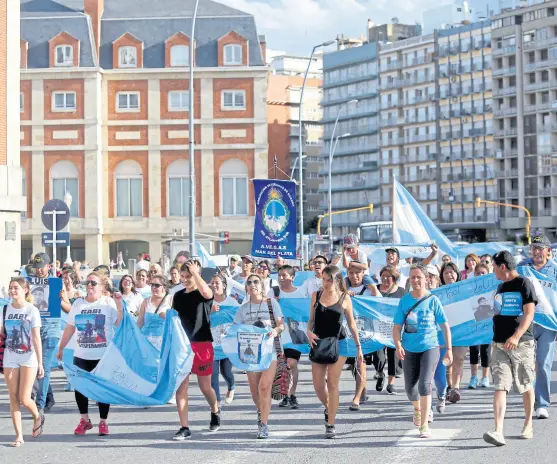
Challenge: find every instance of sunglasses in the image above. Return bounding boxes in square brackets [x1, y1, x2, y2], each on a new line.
[86, 280, 99, 287]
[151, 283, 163, 289]
[258, 266, 269, 271]
[246, 280, 261, 286]
[313, 260, 327, 265]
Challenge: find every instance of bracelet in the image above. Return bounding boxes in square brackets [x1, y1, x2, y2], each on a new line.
[355, 344, 361, 348]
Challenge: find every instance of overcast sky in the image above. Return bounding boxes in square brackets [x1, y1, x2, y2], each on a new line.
[225, 0, 495, 57]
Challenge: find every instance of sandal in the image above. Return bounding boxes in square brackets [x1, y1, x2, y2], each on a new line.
[349, 403, 360, 411]
[32, 413, 45, 438]
[413, 409, 422, 426]
[11, 439, 24, 447]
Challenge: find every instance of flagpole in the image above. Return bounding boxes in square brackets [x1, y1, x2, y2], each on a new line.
[392, 174, 396, 243]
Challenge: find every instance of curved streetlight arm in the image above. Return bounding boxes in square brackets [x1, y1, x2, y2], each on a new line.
[476, 198, 531, 244]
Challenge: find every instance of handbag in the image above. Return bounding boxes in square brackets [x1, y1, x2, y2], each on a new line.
[0, 305, 7, 374]
[402, 294, 433, 332]
[267, 299, 292, 401]
[309, 291, 345, 365]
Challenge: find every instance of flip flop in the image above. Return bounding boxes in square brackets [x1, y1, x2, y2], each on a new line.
[32, 414, 45, 438]
[349, 403, 360, 411]
[11, 440, 24, 447]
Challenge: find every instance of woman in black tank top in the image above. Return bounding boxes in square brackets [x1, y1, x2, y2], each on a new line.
[307, 265, 364, 439]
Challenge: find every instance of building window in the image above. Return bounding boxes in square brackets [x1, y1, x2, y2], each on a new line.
[220, 159, 248, 216]
[116, 92, 140, 112]
[52, 92, 76, 111]
[170, 45, 189, 66]
[115, 160, 142, 217]
[222, 90, 245, 110]
[55, 45, 73, 66]
[168, 91, 190, 111]
[167, 159, 190, 216]
[50, 160, 79, 217]
[119, 46, 137, 68]
[224, 44, 242, 65]
[20, 92, 23, 113]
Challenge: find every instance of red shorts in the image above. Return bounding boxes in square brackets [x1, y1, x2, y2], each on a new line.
[191, 342, 214, 377]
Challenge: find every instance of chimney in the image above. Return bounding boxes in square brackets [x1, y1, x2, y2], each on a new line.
[258, 34, 267, 64]
[85, 0, 104, 58]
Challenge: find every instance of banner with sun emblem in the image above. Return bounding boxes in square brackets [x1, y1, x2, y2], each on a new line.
[251, 179, 297, 259]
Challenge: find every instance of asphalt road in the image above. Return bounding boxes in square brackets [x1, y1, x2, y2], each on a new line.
[1, 357, 556, 464]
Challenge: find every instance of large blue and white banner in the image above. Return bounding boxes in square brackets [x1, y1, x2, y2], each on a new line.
[63, 309, 192, 405]
[251, 179, 297, 259]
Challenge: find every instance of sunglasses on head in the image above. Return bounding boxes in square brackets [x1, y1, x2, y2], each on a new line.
[86, 280, 99, 287]
[246, 279, 261, 286]
[151, 283, 163, 289]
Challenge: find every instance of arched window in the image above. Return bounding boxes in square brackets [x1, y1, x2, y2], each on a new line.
[170, 45, 189, 67]
[167, 159, 190, 217]
[50, 160, 78, 217]
[115, 160, 143, 217]
[220, 159, 248, 216]
[223, 44, 242, 65]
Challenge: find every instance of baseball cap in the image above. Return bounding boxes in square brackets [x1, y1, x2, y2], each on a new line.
[385, 247, 400, 257]
[230, 254, 241, 263]
[241, 255, 255, 264]
[531, 234, 551, 248]
[32, 252, 51, 269]
[426, 264, 439, 277]
[343, 233, 359, 248]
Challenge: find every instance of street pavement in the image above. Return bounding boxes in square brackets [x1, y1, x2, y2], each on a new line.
[1, 357, 557, 464]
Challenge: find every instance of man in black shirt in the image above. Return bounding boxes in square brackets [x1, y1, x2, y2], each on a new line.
[483, 251, 537, 447]
[171, 260, 220, 440]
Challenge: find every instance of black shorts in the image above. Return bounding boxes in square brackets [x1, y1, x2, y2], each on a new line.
[284, 348, 301, 361]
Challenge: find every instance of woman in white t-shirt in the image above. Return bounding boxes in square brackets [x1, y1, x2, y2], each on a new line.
[57, 271, 124, 437]
[135, 269, 151, 298]
[233, 274, 285, 439]
[119, 274, 144, 316]
[2, 277, 44, 446]
[137, 275, 170, 328]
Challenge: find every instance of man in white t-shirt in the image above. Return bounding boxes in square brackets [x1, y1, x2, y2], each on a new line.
[226, 255, 242, 278]
[302, 254, 327, 296]
[342, 234, 370, 275]
[136, 253, 150, 272]
[269, 264, 308, 410]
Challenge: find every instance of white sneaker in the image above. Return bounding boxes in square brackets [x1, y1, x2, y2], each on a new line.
[536, 408, 549, 419]
[224, 390, 235, 404]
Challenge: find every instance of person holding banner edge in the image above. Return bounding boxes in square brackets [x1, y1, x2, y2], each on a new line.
[307, 265, 364, 439]
[233, 273, 286, 439]
[393, 263, 453, 438]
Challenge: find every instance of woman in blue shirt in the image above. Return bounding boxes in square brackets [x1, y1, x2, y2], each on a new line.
[393, 264, 453, 438]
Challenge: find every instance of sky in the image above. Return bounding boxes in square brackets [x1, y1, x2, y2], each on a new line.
[224, 0, 498, 57]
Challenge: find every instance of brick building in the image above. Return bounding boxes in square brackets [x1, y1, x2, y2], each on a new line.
[20, 0, 268, 265]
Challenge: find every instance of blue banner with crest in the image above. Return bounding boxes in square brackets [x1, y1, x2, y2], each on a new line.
[251, 179, 297, 259]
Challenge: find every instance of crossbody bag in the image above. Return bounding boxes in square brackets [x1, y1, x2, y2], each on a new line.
[267, 299, 292, 400]
[309, 291, 345, 365]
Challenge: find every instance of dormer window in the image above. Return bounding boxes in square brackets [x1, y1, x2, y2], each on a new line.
[119, 46, 137, 68]
[55, 45, 73, 66]
[224, 44, 242, 65]
[170, 45, 189, 67]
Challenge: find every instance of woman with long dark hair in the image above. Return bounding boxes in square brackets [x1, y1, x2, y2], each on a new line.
[137, 275, 170, 328]
[119, 274, 143, 316]
[307, 265, 363, 439]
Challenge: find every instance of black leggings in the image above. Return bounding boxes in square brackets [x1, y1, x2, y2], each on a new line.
[387, 347, 403, 377]
[74, 357, 110, 419]
[469, 344, 490, 368]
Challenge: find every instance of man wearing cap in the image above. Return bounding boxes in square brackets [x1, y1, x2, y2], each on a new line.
[520, 234, 557, 419]
[342, 234, 370, 275]
[382, 244, 438, 289]
[233, 255, 255, 285]
[31, 252, 58, 414]
[226, 255, 241, 278]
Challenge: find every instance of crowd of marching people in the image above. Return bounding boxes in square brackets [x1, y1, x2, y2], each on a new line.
[0, 233, 555, 446]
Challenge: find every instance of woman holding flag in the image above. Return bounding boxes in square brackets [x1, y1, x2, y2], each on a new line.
[233, 273, 285, 439]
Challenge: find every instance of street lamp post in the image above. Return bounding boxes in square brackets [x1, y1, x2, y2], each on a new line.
[327, 99, 357, 252]
[64, 191, 72, 264]
[290, 155, 307, 181]
[329, 133, 351, 253]
[188, 0, 200, 257]
[298, 39, 335, 267]
[476, 197, 532, 244]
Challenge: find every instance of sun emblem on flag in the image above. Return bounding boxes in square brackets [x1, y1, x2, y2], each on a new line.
[262, 187, 290, 235]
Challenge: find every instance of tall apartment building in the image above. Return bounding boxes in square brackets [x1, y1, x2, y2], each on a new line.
[268, 55, 323, 232]
[378, 34, 439, 225]
[492, 1, 557, 239]
[320, 42, 380, 238]
[20, 0, 268, 265]
[437, 20, 498, 241]
[0, 0, 25, 285]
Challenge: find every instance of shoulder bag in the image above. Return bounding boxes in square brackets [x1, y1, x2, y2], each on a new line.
[267, 299, 292, 401]
[309, 291, 345, 365]
[0, 305, 7, 374]
[402, 294, 433, 333]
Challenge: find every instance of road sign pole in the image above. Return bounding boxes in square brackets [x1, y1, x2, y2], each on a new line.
[52, 210, 57, 277]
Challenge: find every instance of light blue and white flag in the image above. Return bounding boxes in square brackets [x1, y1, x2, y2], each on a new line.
[269, 271, 314, 288]
[393, 180, 456, 260]
[63, 309, 193, 405]
[361, 243, 433, 262]
[519, 266, 557, 331]
[454, 242, 513, 258]
[211, 306, 238, 361]
[196, 241, 217, 268]
[140, 312, 165, 351]
[221, 324, 275, 371]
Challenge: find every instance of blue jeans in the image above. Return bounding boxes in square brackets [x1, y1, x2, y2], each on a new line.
[211, 358, 235, 402]
[36, 336, 60, 410]
[534, 325, 557, 409]
[433, 347, 448, 400]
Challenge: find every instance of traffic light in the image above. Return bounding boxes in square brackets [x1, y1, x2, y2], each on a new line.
[223, 231, 230, 244]
[368, 204, 374, 213]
